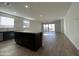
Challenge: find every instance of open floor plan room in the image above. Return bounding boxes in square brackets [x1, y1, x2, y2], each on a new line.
[0, 2, 79, 56]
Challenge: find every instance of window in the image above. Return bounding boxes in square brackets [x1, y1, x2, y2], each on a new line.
[23, 20, 30, 28]
[0, 16, 14, 28]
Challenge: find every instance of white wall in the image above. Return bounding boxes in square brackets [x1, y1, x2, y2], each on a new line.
[48, 20, 61, 33]
[64, 2, 79, 50]
[14, 17, 24, 31]
[61, 19, 64, 33]
[15, 17, 42, 32]
[54, 20, 61, 33]
[44, 20, 65, 33]
[0, 12, 15, 31]
[23, 21, 42, 32]
[0, 12, 42, 32]
[0, 12, 24, 31]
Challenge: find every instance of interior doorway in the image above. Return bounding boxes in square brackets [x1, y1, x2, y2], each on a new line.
[43, 24, 55, 32]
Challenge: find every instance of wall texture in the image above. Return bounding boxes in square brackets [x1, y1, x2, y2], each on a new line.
[64, 2, 79, 50]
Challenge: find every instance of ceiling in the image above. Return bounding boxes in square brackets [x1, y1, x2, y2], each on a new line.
[0, 2, 72, 23]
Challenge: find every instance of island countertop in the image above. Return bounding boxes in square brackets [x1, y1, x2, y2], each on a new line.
[14, 30, 42, 33]
[0, 30, 42, 33]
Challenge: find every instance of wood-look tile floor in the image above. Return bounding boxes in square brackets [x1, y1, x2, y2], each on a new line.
[0, 32, 79, 56]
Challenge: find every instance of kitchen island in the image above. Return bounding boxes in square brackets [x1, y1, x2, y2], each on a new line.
[14, 31, 42, 51]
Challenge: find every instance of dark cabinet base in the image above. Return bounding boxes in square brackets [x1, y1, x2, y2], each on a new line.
[0, 31, 42, 51]
[0, 31, 14, 41]
[15, 32, 42, 51]
[3, 31, 14, 41]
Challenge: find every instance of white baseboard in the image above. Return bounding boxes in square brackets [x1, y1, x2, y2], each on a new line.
[64, 33, 79, 51]
[69, 38, 79, 51]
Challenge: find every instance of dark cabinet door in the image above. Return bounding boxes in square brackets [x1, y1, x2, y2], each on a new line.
[0, 33, 3, 41]
[3, 31, 14, 41]
[15, 32, 42, 51]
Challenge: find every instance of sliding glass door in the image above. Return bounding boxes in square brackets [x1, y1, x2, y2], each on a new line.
[43, 24, 55, 32]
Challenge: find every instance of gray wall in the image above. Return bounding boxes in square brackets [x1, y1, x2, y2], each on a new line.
[0, 12, 15, 31]
[14, 17, 24, 31]
[43, 20, 62, 33]
[64, 2, 79, 50]
[61, 19, 64, 33]
[53, 20, 61, 33]
[0, 12, 42, 32]
[23, 21, 42, 32]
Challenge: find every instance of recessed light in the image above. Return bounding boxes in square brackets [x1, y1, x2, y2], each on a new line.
[25, 5, 28, 8]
